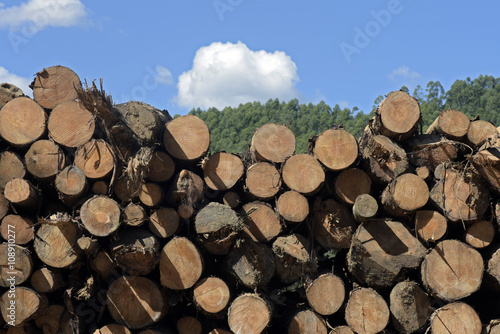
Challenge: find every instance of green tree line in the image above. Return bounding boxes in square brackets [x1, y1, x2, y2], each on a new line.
[182, 75, 500, 154]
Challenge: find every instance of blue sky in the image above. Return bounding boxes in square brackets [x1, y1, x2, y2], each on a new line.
[0, 0, 499, 115]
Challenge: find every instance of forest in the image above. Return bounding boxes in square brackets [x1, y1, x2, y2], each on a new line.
[184, 75, 500, 153]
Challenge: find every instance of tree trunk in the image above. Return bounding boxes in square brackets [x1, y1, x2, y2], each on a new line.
[168, 169, 204, 218]
[381, 173, 429, 217]
[226, 238, 275, 289]
[202, 152, 244, 191]
[312, 198, 356, 249]
[163, 115, 210, 161]
[277, 190, 309, 223]
[30, 268, 63, 293]
[74, 139, 116, 179]
[429, 164, 490, 223]
[80, 195, 121, 237]
[272, 233, 317, 283]
[352, 194, 378, 222]
[25, 140, 65, 181]
[465, 220, 495, 248]
[389, 281, 431, 334]
[407, 134, 460, 170]
[344, 287, 390, 334]
[0, 287, 45, 326]
[372, 91, 421, 141]
[47, 101, 95, 148]
[250, 123, 295, 163]
[31, 65, 81, 110]
[0, 244, 32, 287]
[177, 317, 202, 334]
[421, 239, 483, 301]
[347, 220, 426, 288]
[305, 273, 345, 316]
[288, 309, 328, 334]
[469, 147, 500, 194]
[111, 229, 160, 276]
[146, 151, 175, 183]
[334, 168, 372, 205]
[106, 275, 165, 329]
[241, 201, 282, 243]
[193, 277, 230, 315]
[4, 178, 39, 210]
[360, 135, 409, 183]
[467, 119, 498, 148]
[414, 210, 447, 242]
[54, 165, 87, 207]
[0, 97, 47, 147]
[159, 237, 203, 290]
[426, 109, 470, 140]
[138, 183, 163, 207]
[430, 302, 481, 334]
[195, 202, 242, 255]
[0, 215, 34, 245]
[227, 293, 272, 334]
[149, 207, 179, 238]
[282, 154, 325, 195]
[0, 151, 25, 189]
[245, 162, 281, 200]
[33, 214, 81, 268]
[313, 128, 358, 171]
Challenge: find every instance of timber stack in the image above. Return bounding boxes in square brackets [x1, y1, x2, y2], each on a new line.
[0, 65, 499, 334]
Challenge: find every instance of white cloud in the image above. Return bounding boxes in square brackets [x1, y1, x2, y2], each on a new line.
[155, 65, 173, 85]
[0, 67, 32, 97]
[0, 0, 87, 32]
[176, 41, 300, 109]
[339, 101, 349, 108]
[388, 66, 421, 82]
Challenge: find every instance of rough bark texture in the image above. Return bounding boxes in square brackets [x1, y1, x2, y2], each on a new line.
[111, 229, 160, 276]
[312, 198, 357, 249]
[389, 281, 431, 334]
[407, 134, 460, 170]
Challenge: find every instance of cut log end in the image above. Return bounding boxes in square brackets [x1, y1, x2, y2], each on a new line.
[241, 201, 282, 243]
[288, 309, 328, 334]
[160, 237, 203, 290]
[250, 123, 295, 163]
[193, 277, 230, 314]
[415, 210, 447, 242]
[282, 154, 325, 195]
[430, 302, 482, 334]
[80, 196, 121, 237]
[345, 287, 390, 334]
[314, 128, 358, 171]
[466, 220, 495, 249]
[31, 65, 81, 110]
[48, 100, 95, 148]
[203, 152, 244, 191]
[352, 194, 378, 222]
[227, 294, 271, 334]
[376, 90, 420, 140]
[306, 273, 345, 316]
[164, 115, 210, 161]
[335, 168, 371, 205]
[245, 162, 281, 200]
[277, 190, 309, 223]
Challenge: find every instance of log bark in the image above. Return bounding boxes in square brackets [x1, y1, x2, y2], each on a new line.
[55, 165, 87, 207]
[33, 214, 81, 268]
[195, 202, 242, 255]
[0, 215, 34, 245]
[421, 239, 483, 301]
[0, 287, 45, 326]
[245, 162, 281, 200]
[429, 164, 490, 223]
[25, 139, 65, 181]
[347, 220, 426, 288]
[0, 244, 32, 287]
[241, 201, 282, 243]
[202, 152, 244, 191]
[389, 280, 431, 334]
[138, 182, 163, 207]
[193, 277, 230, 315]
[312, 198, 356, 249]
[426, 109, 470, 140]
[381, 173, 429, 217]
[288, 309, 328, 334]
[360, 135, 409, 183]
[334, 168, 371, 205]
[4, 178, 39, 210]
[149, 207, 179, 238]
[414, 210, 447, 242]
[146, 151, 175, 183]
[113, 175, 140, 202]
[74, 139, 115, 179]
[467, 119, 498, 148]
[227, 293, 271, 334]
[80, 195, 121, 237]
[344, 287, 390, 334]
[372, 90, 421, 141]
[313, 128, 358, 171]
[0, 151, 25, 190]
[48, 101, 95, 147]
[168, 170, 204, 218]
[272, 233, 317, 283]
[31, 65, 81, 110]
[30, 268, 63, 293]
[407, 134, 460, 170]
[112, 229, 160, 276]
[226, 238, 275, 289]
[465, 220, 495, 249]
[106, 275, 165, 329]
[250, 123, 295, 163]
[163, 115, 210, 161]
[160, 237, 203, 290]
[305, 273, 345, 316]
[352, 194, 378, 222]
[469, 147, 500, 194]
[282, 154, 325, 195]
[430, 302, 481, 334]
[177, 316, 202, 334]
[0, 97, 47, 147]
[277, 190, 309, 223]
[0, 83, 24, 110]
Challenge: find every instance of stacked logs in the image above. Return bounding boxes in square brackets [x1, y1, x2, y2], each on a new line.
[0, 66, 500, 334]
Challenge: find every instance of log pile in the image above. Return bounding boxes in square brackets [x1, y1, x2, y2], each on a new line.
[0, 66, 500, 333]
